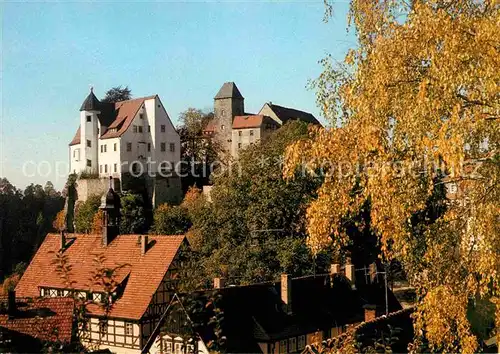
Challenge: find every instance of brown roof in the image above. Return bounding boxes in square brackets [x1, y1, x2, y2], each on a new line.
[16, 233, 186, 320]
[267, 103, 320, 125]
[69, 95, 157, 144]
[69, 126, 81, 146]
[232, 115, 278, 129]
[0, 297, 74, 343]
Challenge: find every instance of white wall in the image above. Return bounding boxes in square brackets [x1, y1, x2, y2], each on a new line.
[98, 137, 121, 177]
[80, 110, 100, 173]
[70, 144, 82, 174]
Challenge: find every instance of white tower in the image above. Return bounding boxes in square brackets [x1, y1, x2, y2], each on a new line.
[79, 87, 101, 174]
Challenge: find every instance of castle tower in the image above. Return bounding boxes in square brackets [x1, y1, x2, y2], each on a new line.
[214, 82, 244, 152]
[79, 87, 101, 174]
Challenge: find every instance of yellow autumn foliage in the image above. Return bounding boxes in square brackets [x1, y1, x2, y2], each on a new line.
[285, 0, 499, 352]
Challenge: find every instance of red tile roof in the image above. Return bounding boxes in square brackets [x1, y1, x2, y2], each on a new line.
[69, 126, 81, 146]
[16, 234, 186, 320]
[233, 115, 265, 129]
[0, 297, 74, 343]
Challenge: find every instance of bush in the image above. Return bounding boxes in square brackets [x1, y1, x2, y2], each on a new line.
[120, 193, 147, 234]
[154, 204, 191, 235]
[74, 195, 101, 233]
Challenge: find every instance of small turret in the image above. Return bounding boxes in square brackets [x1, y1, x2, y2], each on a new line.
[100, 177, 121, 246]
[80, 87, 101, 112]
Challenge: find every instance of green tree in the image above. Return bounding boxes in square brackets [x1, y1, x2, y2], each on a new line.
[189, 121, 326, 285]
[119, 193, 147, 234]
[74, 194, 101, 234]
[101, 86, 132, 103]
[153, 204, 191, 235]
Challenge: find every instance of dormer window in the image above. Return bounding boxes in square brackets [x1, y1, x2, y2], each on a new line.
[92, 292, 103, 303]
[86, 115, 92, 122]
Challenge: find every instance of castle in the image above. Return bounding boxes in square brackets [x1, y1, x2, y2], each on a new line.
[68, 89, 182, 206]
[205, 82, 320, 157]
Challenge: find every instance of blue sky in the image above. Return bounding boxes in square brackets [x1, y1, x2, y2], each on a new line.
[1, 1, 355, 190]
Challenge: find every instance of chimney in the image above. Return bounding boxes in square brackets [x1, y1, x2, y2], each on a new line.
[281, 274, 292, 314]
[363, 304, 377, 322]
[213, 277, 225, 289]
[60, 230, 66, 251]
[369, 263, 377, 284]
[330, 263, 340, 287]
[141, 235, 148, 255]
[345, 263, 356, 289]
[7, 290, 16, 318]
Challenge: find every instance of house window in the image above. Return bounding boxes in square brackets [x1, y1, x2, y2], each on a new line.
[99, 319, 107, 338]
[86, 139, 91, 148]
[100, 145, 103, 153]
[169, 143, 175, 152]
[161, 143, 166, 152]
[148, 143, 151, 152]
[174, 342, 182, 354]
[238, 131, 242, 136]
[448, 183, 458, 194]
[86, 115, 91, 122]
[104, 144, 107, 152]
[93, 292, 102, 303]
[279, 340, 287, 353]
[148, 125, 151, 132]
[86, 159, 91, 167]
[104, 165, 108, 173]
[289, 337, 297, 352]
[127, 143, 132, 152]
[250, 130, 254, 136]
[114, 164, 117, 173]
[298, 335, 306, 350]
[114, 143, 117, 151]
[161, 125, 166, 132]
[139, 113, 144, 119]
[125, 323, 133, 336]
[139, 126, 143, 133]
[163, 340, 172, 353]
[133, 125, 138, 133]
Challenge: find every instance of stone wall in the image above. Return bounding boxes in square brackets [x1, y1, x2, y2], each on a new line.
[74, 178, 110, 203]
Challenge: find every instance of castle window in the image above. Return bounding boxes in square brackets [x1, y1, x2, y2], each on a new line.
[114, 143, 117, 151]
[250, 130, 254, 136]
[114, 164, 117, 173]
[100, 165, 102, 173]
[161, 125, 166, 133]
[238, 143, 242, 149]
[238, 131, 242, 136]
[104, 144, 107, 152]
[148, 125, 151, 132]
[221, 125, 225, 130]
[169, 143, 175, 152]
[86, 115, 91, 122]
[125, 323, 133, 336]
[221, 109, 225, 116]
[161, 143, 166, 152]
[148, 143, 151, 152]
[99, 319, 107, 338]
[100, 145, 103, 153]
[127, 143, 132, 152]
[139, 126, 143, 133]
[133, 125, 138, 133]
[87, 139, 91, 148]
[86, 159, 92, 167]
[104, 165, 108, 173]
